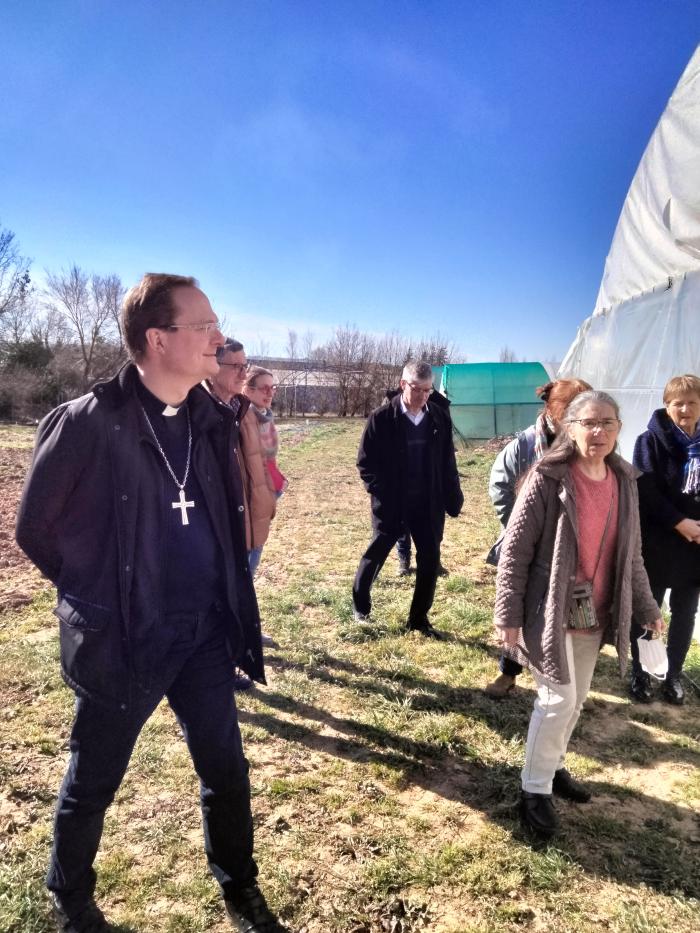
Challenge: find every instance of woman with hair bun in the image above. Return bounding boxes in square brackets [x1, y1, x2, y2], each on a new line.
[485, 378, 591, 697]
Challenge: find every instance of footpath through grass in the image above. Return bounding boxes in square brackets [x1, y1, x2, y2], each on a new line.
[0, 419, 699, 932]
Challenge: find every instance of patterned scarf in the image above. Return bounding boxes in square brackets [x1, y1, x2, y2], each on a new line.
[251, 404, 279, 459]
[533, 411, 555, 462]
[671, 421, 700, 495]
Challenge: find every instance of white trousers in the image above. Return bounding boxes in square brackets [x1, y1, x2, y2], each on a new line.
[521, 631, 602, 794]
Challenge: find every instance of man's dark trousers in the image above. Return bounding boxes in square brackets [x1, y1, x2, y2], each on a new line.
[47, 604, 256, 914]
[353, 501, 440, 624]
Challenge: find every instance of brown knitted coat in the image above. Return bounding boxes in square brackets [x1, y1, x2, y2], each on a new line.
[494, 450, 659, 685]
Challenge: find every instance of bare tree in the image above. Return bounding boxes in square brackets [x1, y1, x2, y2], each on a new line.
[499, 345, 519, 363]
[250, 336, 270, 359]
[0, 223, 31, 320]
[44, 264, 126, 391]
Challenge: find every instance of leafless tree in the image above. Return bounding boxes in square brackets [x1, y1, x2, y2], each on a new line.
[0, 223, 31, 320]
[499, 345, 519, 363]
[44, 264, 126, 391]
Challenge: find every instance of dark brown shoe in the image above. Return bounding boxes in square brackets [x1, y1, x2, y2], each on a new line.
[484, 673, 516, 698]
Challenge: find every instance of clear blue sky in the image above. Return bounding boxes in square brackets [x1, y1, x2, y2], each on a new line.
[2, 1, 698, 361]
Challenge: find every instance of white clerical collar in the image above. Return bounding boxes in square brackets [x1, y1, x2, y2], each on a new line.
[162, 404, 181, 417]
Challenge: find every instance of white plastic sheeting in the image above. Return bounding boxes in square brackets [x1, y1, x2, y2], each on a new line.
[560, 45, 700, 459]
[594, 47, 700, 315]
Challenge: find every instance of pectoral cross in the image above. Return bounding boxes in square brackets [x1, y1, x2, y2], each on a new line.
[172, 488, 195, 525]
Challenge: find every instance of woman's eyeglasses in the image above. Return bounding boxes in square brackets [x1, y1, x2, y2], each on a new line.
[570, 418, 620, 432]
[250, 384, 277, 393]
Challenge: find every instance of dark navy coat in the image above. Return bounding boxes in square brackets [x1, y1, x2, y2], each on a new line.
[357, 394, 463, 540]
[16, 364, 265, 710]
[633, 408, 700, 588]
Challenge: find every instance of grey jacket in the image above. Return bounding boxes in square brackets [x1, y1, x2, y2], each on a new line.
[488, 425, 536, 528]
[494, 450, 660, 685]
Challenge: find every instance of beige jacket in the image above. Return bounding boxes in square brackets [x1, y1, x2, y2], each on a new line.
[494, 450, 659, 685]
[237, 410, 277, 550]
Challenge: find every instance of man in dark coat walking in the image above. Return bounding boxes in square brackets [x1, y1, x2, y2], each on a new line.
[352, 360, 464, 638]
[16, 274, 283, 933]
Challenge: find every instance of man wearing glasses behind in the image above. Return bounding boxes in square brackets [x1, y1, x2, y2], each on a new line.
[16, 274, 283, 932]
[352, 360, 463, 638]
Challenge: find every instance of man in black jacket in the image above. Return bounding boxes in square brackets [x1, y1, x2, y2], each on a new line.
[352, 360, 464, 638]
[16, 274, 282, 933]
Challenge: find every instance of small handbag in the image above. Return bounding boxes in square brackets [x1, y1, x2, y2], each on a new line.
[568, 581, 598, 630]
[568, 490, 614, 631]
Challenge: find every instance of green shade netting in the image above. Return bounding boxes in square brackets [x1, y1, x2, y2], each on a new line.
[434, 362, 549, 439]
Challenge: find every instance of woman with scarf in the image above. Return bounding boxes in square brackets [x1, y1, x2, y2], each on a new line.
[629, 373, 700, 705]
[243, 366, 288, 575]
[485, 378, 591, 697]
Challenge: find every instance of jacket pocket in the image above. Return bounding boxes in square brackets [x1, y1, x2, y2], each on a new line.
[524, 563, 550, 629]
[54, 595, 125, 706]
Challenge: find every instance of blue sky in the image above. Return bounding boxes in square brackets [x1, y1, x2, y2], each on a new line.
[2, 1, 698, 361]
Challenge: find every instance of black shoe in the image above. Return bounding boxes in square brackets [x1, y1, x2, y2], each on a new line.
[51, 896, 109, 933]
[224, 884, 284, 932]
[520, 791, 559, 839]
[663, 676, 685, 705]
[437, 563, 449, 577]
[352, 608, 370, 622]
[406, 619, 444, 640]
[552, 768, 591, 803]
[629, 671, 653, 703]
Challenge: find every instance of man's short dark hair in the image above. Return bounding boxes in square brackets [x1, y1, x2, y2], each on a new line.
[216, 337, 244, 362]
[402, 360, 433, 383]
[121, 273, 198, 359]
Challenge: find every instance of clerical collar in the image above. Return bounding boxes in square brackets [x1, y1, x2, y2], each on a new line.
[136, 378, 187, 420]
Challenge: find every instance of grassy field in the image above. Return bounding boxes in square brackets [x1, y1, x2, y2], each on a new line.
[0, 419, 699, 933]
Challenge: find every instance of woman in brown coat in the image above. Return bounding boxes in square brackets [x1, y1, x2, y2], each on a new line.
[494, 390, 662, 839]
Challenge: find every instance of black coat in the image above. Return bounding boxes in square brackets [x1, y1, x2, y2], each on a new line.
[357, 395, 463, 539]
[16, 364, 264, 710]
[633, 408, 700, 588]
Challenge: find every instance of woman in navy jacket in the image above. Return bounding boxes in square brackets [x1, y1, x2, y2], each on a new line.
[630, 373, 700, 704]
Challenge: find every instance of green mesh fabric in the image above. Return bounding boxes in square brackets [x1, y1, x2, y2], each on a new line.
[434, 362, 549, 439]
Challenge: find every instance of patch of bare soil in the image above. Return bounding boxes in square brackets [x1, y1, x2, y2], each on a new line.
[0, 447, 43, 611]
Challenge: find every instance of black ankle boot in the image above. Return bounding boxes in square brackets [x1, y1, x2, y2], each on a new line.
[520, 791, 559, 839]
[663, 675, 685, 705]
[553, 768, 591, 802]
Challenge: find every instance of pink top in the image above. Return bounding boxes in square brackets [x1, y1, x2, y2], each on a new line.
[572, 463, 619, 631]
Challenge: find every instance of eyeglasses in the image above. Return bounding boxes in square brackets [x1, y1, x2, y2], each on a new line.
[218, 362, 248, 373]
[570, 418, 620, 432]
[250, 384, 277, 393]
[157, 320, 221, 333]
[407, 383, 434, 395]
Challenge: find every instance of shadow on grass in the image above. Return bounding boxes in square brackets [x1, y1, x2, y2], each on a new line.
[245, 653, 700, 898]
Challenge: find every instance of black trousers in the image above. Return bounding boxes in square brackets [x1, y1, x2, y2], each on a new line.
[47, 605, 256, 914]
[353, 506, 441, 624]
[630, 582, 700, 677]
